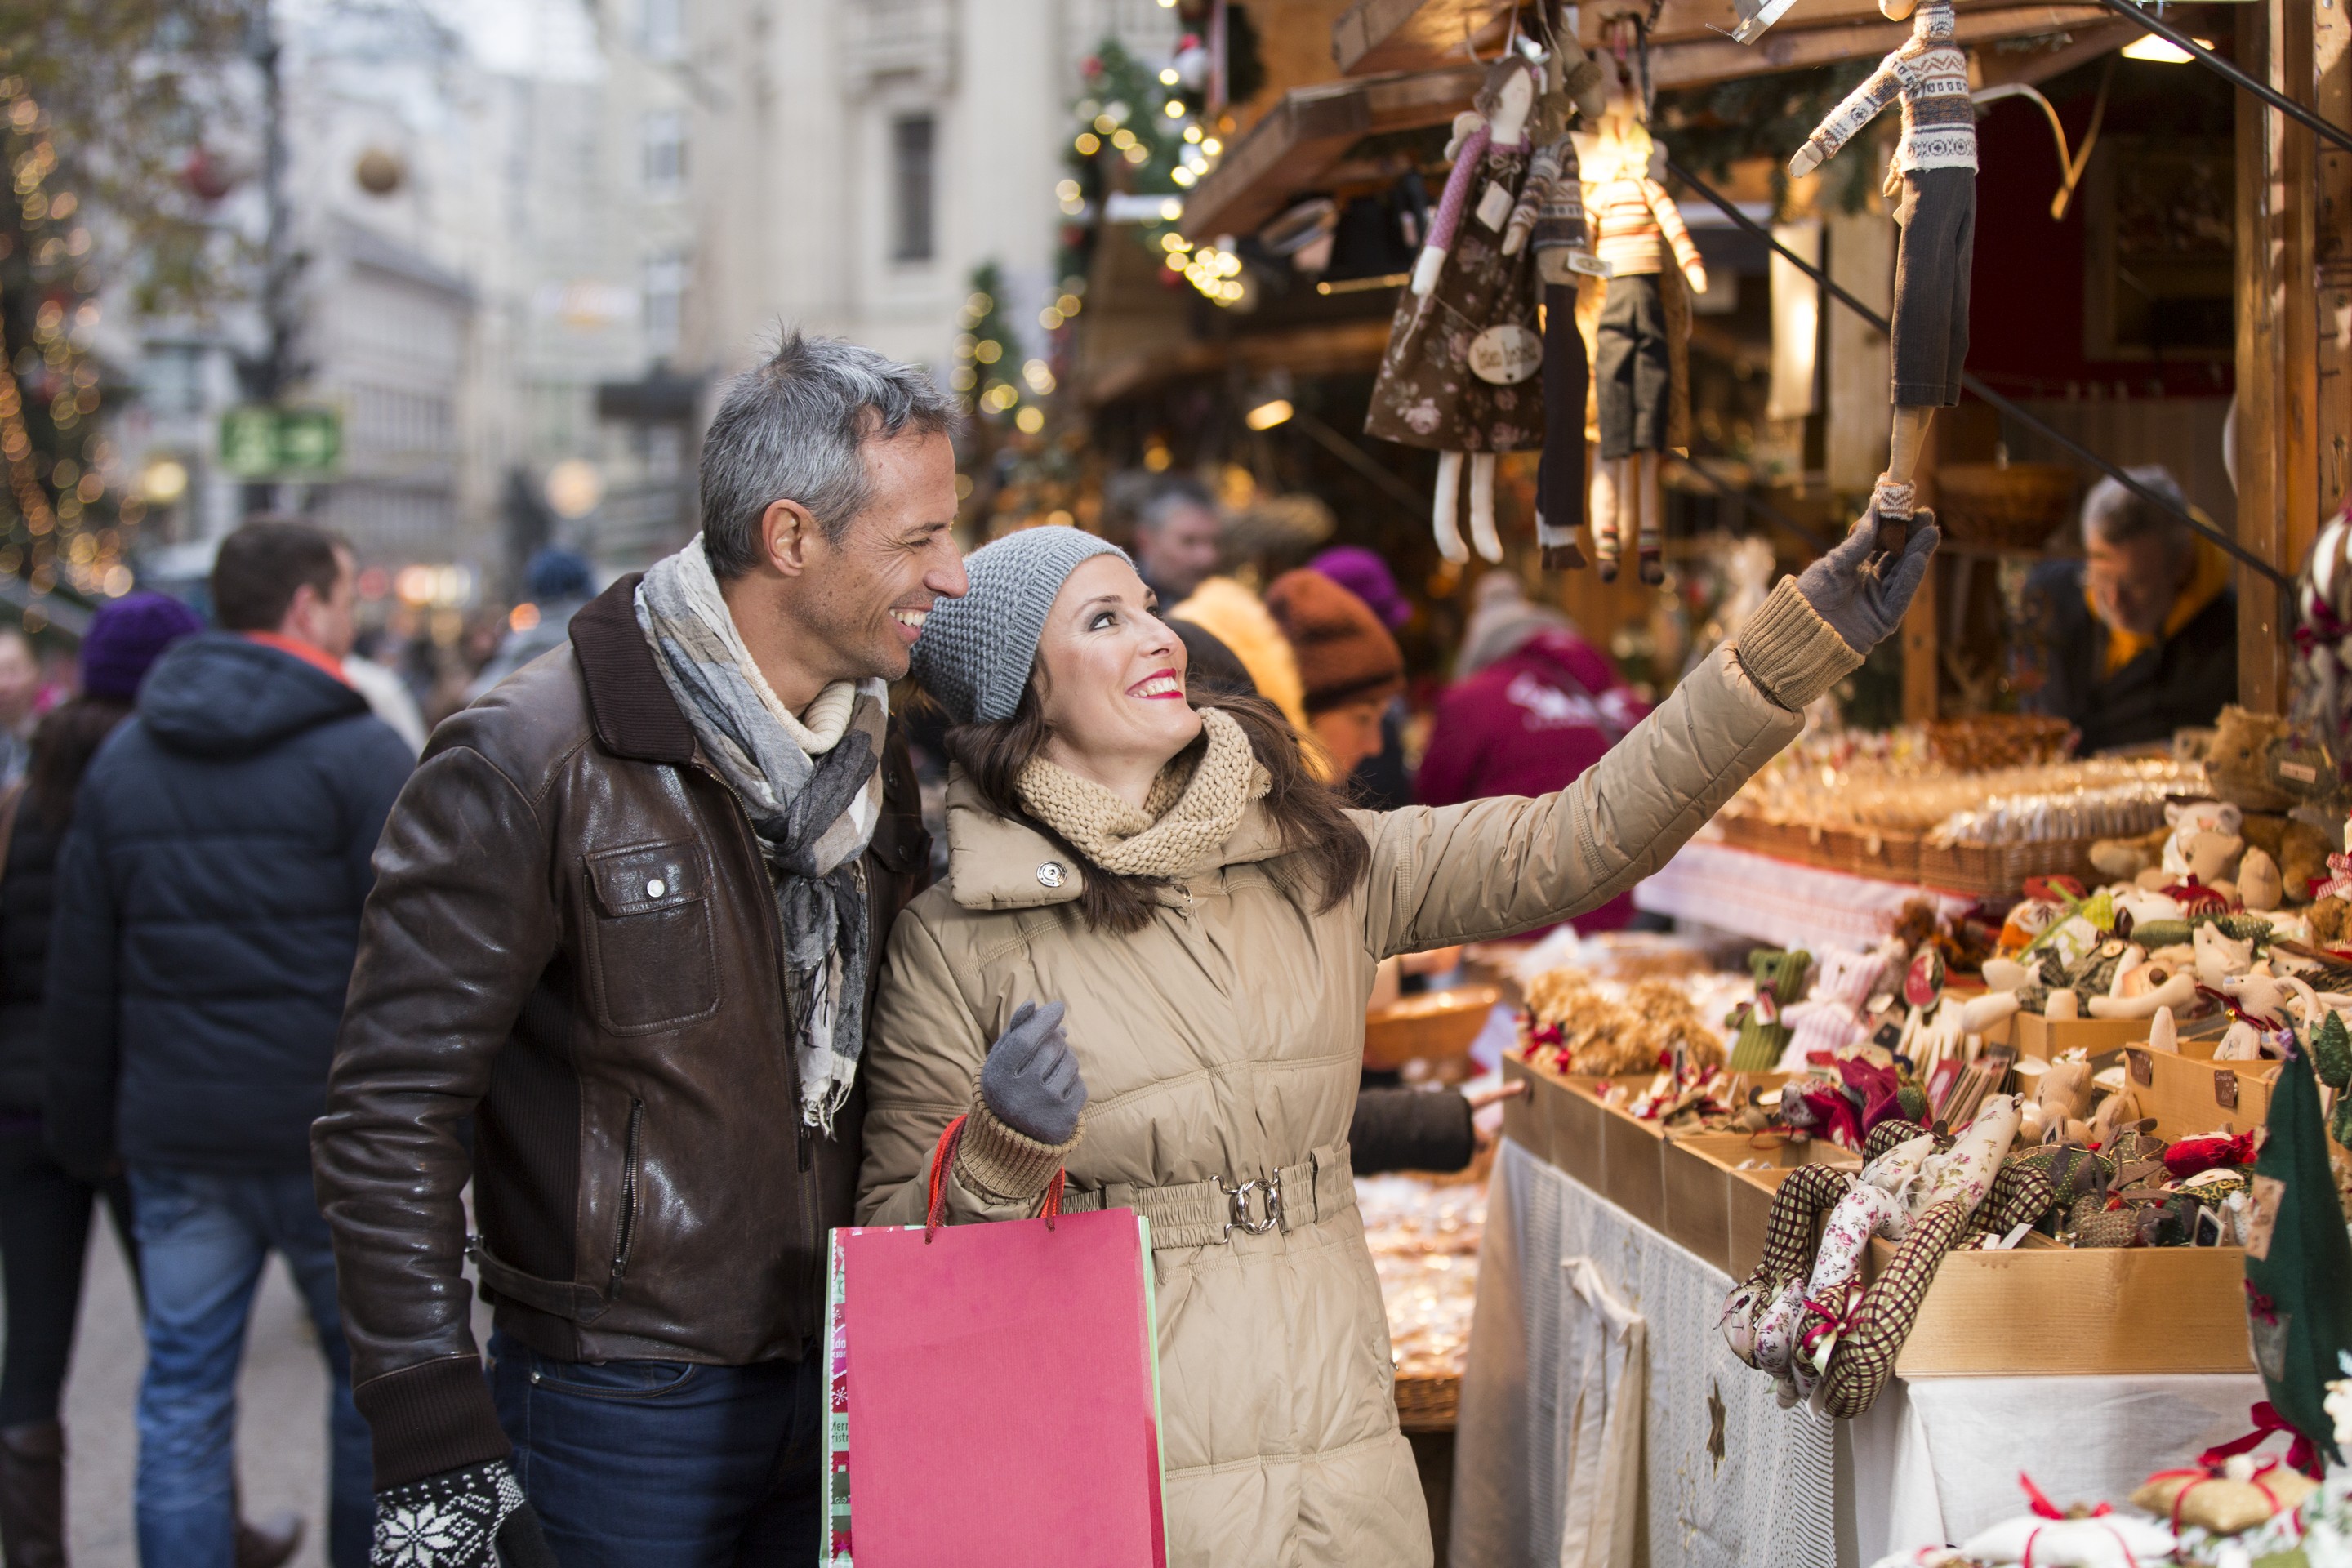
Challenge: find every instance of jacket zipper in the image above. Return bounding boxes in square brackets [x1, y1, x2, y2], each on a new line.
[609, 1097, 644, 1291]
[693, 762, 828, 1303]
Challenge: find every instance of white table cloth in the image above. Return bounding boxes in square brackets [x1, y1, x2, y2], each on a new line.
[1453, 1139, 2271, 1568]
[1633, 840, 1972, 953]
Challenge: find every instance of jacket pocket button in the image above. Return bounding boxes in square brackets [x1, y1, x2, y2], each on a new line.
[1036, 862, 1065, 889]
[645, 878, 666, 898]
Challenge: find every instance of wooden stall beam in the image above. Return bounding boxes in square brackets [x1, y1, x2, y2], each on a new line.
[1331, 0, 1516, 76]
[1180, 63, 1485, 241]
[1650, 7, 2107, 93]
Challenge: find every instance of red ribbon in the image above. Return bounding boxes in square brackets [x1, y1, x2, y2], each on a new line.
[2140, 1459, 2288, 1534]
[2200, 1401, 2323, 1480]
[2016, 1475, 2127, 1568]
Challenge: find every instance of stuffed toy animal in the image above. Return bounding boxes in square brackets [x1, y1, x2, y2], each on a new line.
[1776, 948, 1888, 1067]
[2163, 800, 2245, 878]
[2088, 826, 2170, 883]
[2018, 1058, 2093, 1144]
[2207, 706, 2296, 813]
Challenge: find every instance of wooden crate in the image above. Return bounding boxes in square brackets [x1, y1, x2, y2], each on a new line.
[1874, 1236, 2253, 1376]
[2013, 1013, 2153, 1060]
[1671, 1131, 1860, 1277]
[2121, 1045, 2278, 1137]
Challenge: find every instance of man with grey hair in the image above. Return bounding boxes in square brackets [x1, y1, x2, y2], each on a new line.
[2022, 464, 2235, 753]
[313, 331, 962, 1566]
[1123, 472, 1225, 603]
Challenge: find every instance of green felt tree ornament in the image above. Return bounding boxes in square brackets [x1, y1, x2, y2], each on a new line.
[2243, 1043, 2352, 1468]
[1729, 948, 1811, 1072]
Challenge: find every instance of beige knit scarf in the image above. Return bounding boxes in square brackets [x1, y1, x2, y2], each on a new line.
[1015, 706, 1267, 878]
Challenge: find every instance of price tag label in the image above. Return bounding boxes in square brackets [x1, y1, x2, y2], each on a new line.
[1474, 180, 1514, 230]
[1468, 324, 1543, 385]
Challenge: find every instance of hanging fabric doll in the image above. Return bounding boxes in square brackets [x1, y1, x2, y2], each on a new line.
[1787, 0, 1975, 559]
[1365, 51, 1548, 566]
[1504, 31, 1607, 571]
[1575, 47, 1706, 585]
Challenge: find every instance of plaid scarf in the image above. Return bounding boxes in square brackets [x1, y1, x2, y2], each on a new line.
[636, 536, 887, 1132]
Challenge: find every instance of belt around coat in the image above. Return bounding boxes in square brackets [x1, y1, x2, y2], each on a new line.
[1056, 1141, 1356, 1250]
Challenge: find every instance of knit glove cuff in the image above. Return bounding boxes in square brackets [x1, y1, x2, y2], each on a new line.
[1732, 578, 1864, 711]
[956, 1099, 1080, 1205]
[372, 1459, 524, 1568]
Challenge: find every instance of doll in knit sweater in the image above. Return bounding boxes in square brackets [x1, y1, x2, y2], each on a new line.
[1578, 63, 1707, 584]
[1365, 53, 1548, 566]
[1788, 0, 1976, 557]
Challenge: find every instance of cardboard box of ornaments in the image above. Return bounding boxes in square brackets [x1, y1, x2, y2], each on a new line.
[1504, 1054, 2259, 1378]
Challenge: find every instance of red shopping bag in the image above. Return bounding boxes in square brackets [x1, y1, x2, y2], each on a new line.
[823, 1117, 1168, 1567]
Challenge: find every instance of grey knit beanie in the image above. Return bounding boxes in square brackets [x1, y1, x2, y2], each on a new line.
[912, 526, 1130, 724]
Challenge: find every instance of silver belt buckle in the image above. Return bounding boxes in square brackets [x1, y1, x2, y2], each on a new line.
[1220, 1173, 1283, 1237]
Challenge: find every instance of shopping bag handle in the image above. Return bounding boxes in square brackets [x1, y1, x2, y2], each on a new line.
[924, 1115, 1068, 1242]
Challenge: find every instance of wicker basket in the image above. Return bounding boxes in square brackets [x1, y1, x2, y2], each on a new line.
[1394, 1372, 1460, 1432]
[1925, 713, 2077, 771]
[1362, 985, 1503, 1072]
[1932, 463, 2078, 550]
[1916, 836, 2100, 897]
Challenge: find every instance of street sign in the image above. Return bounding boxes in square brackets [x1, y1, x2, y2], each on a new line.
[218, 405, 341, 477]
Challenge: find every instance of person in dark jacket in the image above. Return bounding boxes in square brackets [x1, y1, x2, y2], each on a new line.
[0, 594, 314, 1568]
[46, 523, 412, 1568]
[311, 333, 951, 1568]
[2021, 466, 2237, 754]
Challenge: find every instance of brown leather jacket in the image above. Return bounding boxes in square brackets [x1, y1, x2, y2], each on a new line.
[311, 576, 930, 1489]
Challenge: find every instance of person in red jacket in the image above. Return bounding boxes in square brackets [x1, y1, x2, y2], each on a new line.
[1418, 573, 1650, 932]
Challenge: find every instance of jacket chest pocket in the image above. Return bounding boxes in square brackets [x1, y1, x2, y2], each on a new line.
[581, 840, 721, 1035]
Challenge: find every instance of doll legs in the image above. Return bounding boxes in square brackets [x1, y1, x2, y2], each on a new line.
[1535, 282, 1589, 570]
[1432, 449, 1468, 564]
[1589, 458, 1623, 580]
[1878, 167, 1976, 555]
[1636, 450, 1663, 585]
[1467, 452, 1502, 563]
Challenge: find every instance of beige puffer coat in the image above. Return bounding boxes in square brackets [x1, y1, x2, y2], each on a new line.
[858, 581, 1860, 1567]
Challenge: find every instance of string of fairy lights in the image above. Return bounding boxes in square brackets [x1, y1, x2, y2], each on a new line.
[0, 71, 136, 613]
[1059, 41, 1239, 309]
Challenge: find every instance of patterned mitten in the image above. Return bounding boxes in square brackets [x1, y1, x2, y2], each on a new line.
[372, 1460, 555, 1568]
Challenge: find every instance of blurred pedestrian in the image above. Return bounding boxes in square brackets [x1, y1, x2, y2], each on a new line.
[1419, 573, 1650, 933]
[0, 629, 39, 790]
[1128, 475, 1224, 604]
[466, 546, 599, 702]
[45, 523, 412, 1568]
[1, 594, 314, 1568]
[1167, 576, 1311, 734]
[2021, 466, 2235, 753]
[1263, 568, 1406, 785]
[313, 333, 948, 1568]
[1305, 546, 1416, 809]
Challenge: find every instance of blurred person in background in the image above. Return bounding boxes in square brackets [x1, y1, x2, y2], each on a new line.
[342, 640, 429, 756]
[0, 630, 42, 791]
[45, 523, 413, 1568]
[1168, 575, 1311, 733]
[0, 595, 308, 1568]
[2022, 466, 2236, 754]
[1127, 474, 1225, 604]
[467, 546, 600, 702]
[1263, 568, 1405, 786]
[1419, 573, 1650, 933]
[1305, 546, 1416, 810]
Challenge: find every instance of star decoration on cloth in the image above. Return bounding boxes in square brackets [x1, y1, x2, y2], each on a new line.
[1706, 1380, 1728, 1469]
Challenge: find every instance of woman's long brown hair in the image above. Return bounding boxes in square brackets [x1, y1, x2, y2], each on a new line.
[28, 696, 134, 834]
[943, 688, 1370, 934]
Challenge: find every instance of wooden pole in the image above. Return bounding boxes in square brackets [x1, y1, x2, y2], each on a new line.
[2236, 0, 2316, 711]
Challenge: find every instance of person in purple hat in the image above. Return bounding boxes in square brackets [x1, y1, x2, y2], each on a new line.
[1305, 546, 1418, 809]
[0, 594, 304, 1567]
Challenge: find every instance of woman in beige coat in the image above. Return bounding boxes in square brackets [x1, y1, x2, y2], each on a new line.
[859, 516, 1933, 1566]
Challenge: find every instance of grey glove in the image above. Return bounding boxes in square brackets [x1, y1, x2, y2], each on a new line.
[978, 1000, 1086, 1144]
[1794, 505, 1940, 653]
[372, 1459, 556, 1568]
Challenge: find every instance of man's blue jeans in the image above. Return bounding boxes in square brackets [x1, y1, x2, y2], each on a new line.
[127, 1165, 372, 1568]
[488, 1330, 823, 1566]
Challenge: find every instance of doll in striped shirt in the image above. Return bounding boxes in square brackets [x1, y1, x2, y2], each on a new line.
[1789, 0, 1975, 559]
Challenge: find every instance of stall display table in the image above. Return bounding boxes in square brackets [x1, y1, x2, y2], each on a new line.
[1451, 1139, 2267, 1568]
[1633, 841, 1972, 952]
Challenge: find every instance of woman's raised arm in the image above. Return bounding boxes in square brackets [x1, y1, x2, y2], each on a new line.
[1357, 513, 1933, 957]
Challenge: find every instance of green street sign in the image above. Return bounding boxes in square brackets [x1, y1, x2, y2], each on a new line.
[218, 405, 341, 477]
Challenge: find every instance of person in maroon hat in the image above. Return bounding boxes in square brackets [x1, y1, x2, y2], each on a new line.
[0, 593, 305, 1568]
